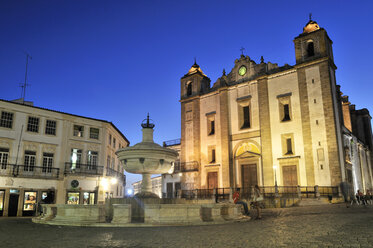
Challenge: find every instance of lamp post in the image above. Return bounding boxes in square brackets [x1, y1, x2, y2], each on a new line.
[273, 165, 279, 197]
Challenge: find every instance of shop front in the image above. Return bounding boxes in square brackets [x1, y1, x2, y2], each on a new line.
[0, 190, 4, 216]
[23, 191, 37, 216]
[67, 191, 96, 205]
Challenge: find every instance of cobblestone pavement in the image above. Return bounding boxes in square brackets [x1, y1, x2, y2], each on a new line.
[1, 204, 372, 248]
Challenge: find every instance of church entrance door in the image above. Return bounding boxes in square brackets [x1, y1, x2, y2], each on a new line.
[282, 165, 298, 186]
[241, 164, 257, 189]
[207, 172, 218, 189]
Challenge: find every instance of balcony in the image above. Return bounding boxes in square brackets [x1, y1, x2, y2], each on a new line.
[64, 162, 103, 176]
[173, 161, 199, 173]
[0, 164, 60, 179]
[106, 167, 126, 185]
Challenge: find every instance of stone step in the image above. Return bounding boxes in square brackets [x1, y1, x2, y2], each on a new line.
[298, 198, 330, 206]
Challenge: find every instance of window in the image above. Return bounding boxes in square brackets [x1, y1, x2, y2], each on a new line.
[109, 134, 112, 145]
[113, 138, 116, 148]
[70, 149, 82, 169]
[83, 192, 95, 205]
[208, 146, 216, 163]
[27, 116, 39, 133]
[187, 82, 192, 96]
[45, 120, 56, 135]
[89, 128, 99, 139]
[24, 151, 36, 171]
[281, 134, 294, 156]
[87, 151, 98, 168]
[0, 111, 13, 128]
[107, 155, 111, 168]
[283, 104, 291, 121]
[0, 148, 9, 169]
[237, 96, 251, 129]
[42, 153, 53, 173]
[67, 192, 80, 205]
[307, 41, 314, 57]
[286, 138, 293, 155]
[112, 158, 115, 169]
[242, 106, 251, 128]
[73, 125, 84, 137]
[278, 94, 292, 122]
[23, 192, 37, 211]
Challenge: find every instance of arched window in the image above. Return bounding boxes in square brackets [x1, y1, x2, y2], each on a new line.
[187, 82, 192, 96]
[307, 41, 314, 57]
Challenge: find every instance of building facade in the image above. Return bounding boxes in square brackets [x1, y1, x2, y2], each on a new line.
[0, 99, 129, 216]
[180, 20, 373, 193]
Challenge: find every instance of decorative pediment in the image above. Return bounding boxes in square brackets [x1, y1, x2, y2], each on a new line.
[235, 142, 260, 158]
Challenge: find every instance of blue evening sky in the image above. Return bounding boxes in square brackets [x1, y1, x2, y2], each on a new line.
[1, 1, 372, 188]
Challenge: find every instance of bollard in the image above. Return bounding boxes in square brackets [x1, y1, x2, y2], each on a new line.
[229, 187, 233, 203]
[212, 188, 216, 203]
[194, 189, 198, 199]
[297, 185, 301, 198]
[177, 189, 182, 199]
[315, 185, 320, 199]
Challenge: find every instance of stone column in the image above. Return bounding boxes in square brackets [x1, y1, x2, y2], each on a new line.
[141, 174, 152, 193]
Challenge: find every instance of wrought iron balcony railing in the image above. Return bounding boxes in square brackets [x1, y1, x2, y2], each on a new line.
[173, 161, 199, 173]
[0, 164, 60, 179]
[163, 138, 181, 147]
[64, 162, 103, 176]
[106, 167, 126, 185]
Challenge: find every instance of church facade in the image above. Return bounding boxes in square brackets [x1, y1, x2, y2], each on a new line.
[179, 20, 373, 193]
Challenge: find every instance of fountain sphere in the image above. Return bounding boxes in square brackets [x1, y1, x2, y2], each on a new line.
[116, 114, 178, 198]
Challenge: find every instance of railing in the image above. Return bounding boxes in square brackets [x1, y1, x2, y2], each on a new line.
[174, 161, 199, 173]
[0, 164, 59, 179]
[175, 186, 340, 200]
[64, 162, 103, 176]
[318, 186, 339, 197]
[106, 167, 126, 185]
[163, 139, 181, 147]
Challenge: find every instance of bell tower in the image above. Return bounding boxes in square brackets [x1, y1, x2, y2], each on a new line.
[293, 18, 334, 65]
[180, 61, 210, 190]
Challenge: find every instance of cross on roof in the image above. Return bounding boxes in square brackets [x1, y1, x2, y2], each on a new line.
[240, 47, 245, 55]
[309, 13, 312, 21]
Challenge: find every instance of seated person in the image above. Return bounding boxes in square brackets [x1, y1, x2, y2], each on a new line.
[233, 189, 249, 216]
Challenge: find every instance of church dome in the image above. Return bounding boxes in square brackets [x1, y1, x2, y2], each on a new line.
[303, 20, 320, 33]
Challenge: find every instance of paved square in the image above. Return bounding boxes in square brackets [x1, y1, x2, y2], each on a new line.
[0, 204, 372, 248]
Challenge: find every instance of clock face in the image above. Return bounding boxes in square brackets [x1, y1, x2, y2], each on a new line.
[238, 66, 247, 76]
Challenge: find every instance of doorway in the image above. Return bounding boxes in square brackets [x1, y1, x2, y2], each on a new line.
[241, 164, 258, 189]
[282, 165, 298, 186]
[166, 183, 173, 198]
[207, 172, 218, 189]
[8, 194, 19, 217]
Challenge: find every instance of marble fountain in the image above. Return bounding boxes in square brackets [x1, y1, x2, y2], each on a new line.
[33, 115, 244, 226]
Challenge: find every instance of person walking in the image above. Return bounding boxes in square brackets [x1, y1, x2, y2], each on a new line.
[253, 185, 263, 219]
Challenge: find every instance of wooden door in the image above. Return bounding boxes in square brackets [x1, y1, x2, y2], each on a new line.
[207, 172, 218, 189]
[282, 165, 298, 186]
[241, 164, 258, 189]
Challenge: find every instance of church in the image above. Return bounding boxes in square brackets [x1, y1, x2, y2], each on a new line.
[179, 19, 373, 194]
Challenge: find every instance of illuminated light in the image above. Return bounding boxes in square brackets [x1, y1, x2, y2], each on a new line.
[111, 178, 118, 185]
[178, 173, 182, 177]
[101, 178, 109, 190]
[273, 165, 277, 170]
[127, 189, 133, 195]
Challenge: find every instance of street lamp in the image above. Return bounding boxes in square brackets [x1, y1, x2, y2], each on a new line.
[273, 165, 279, 196]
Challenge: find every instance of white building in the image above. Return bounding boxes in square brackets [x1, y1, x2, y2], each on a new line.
[0, 99, 129, 216]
